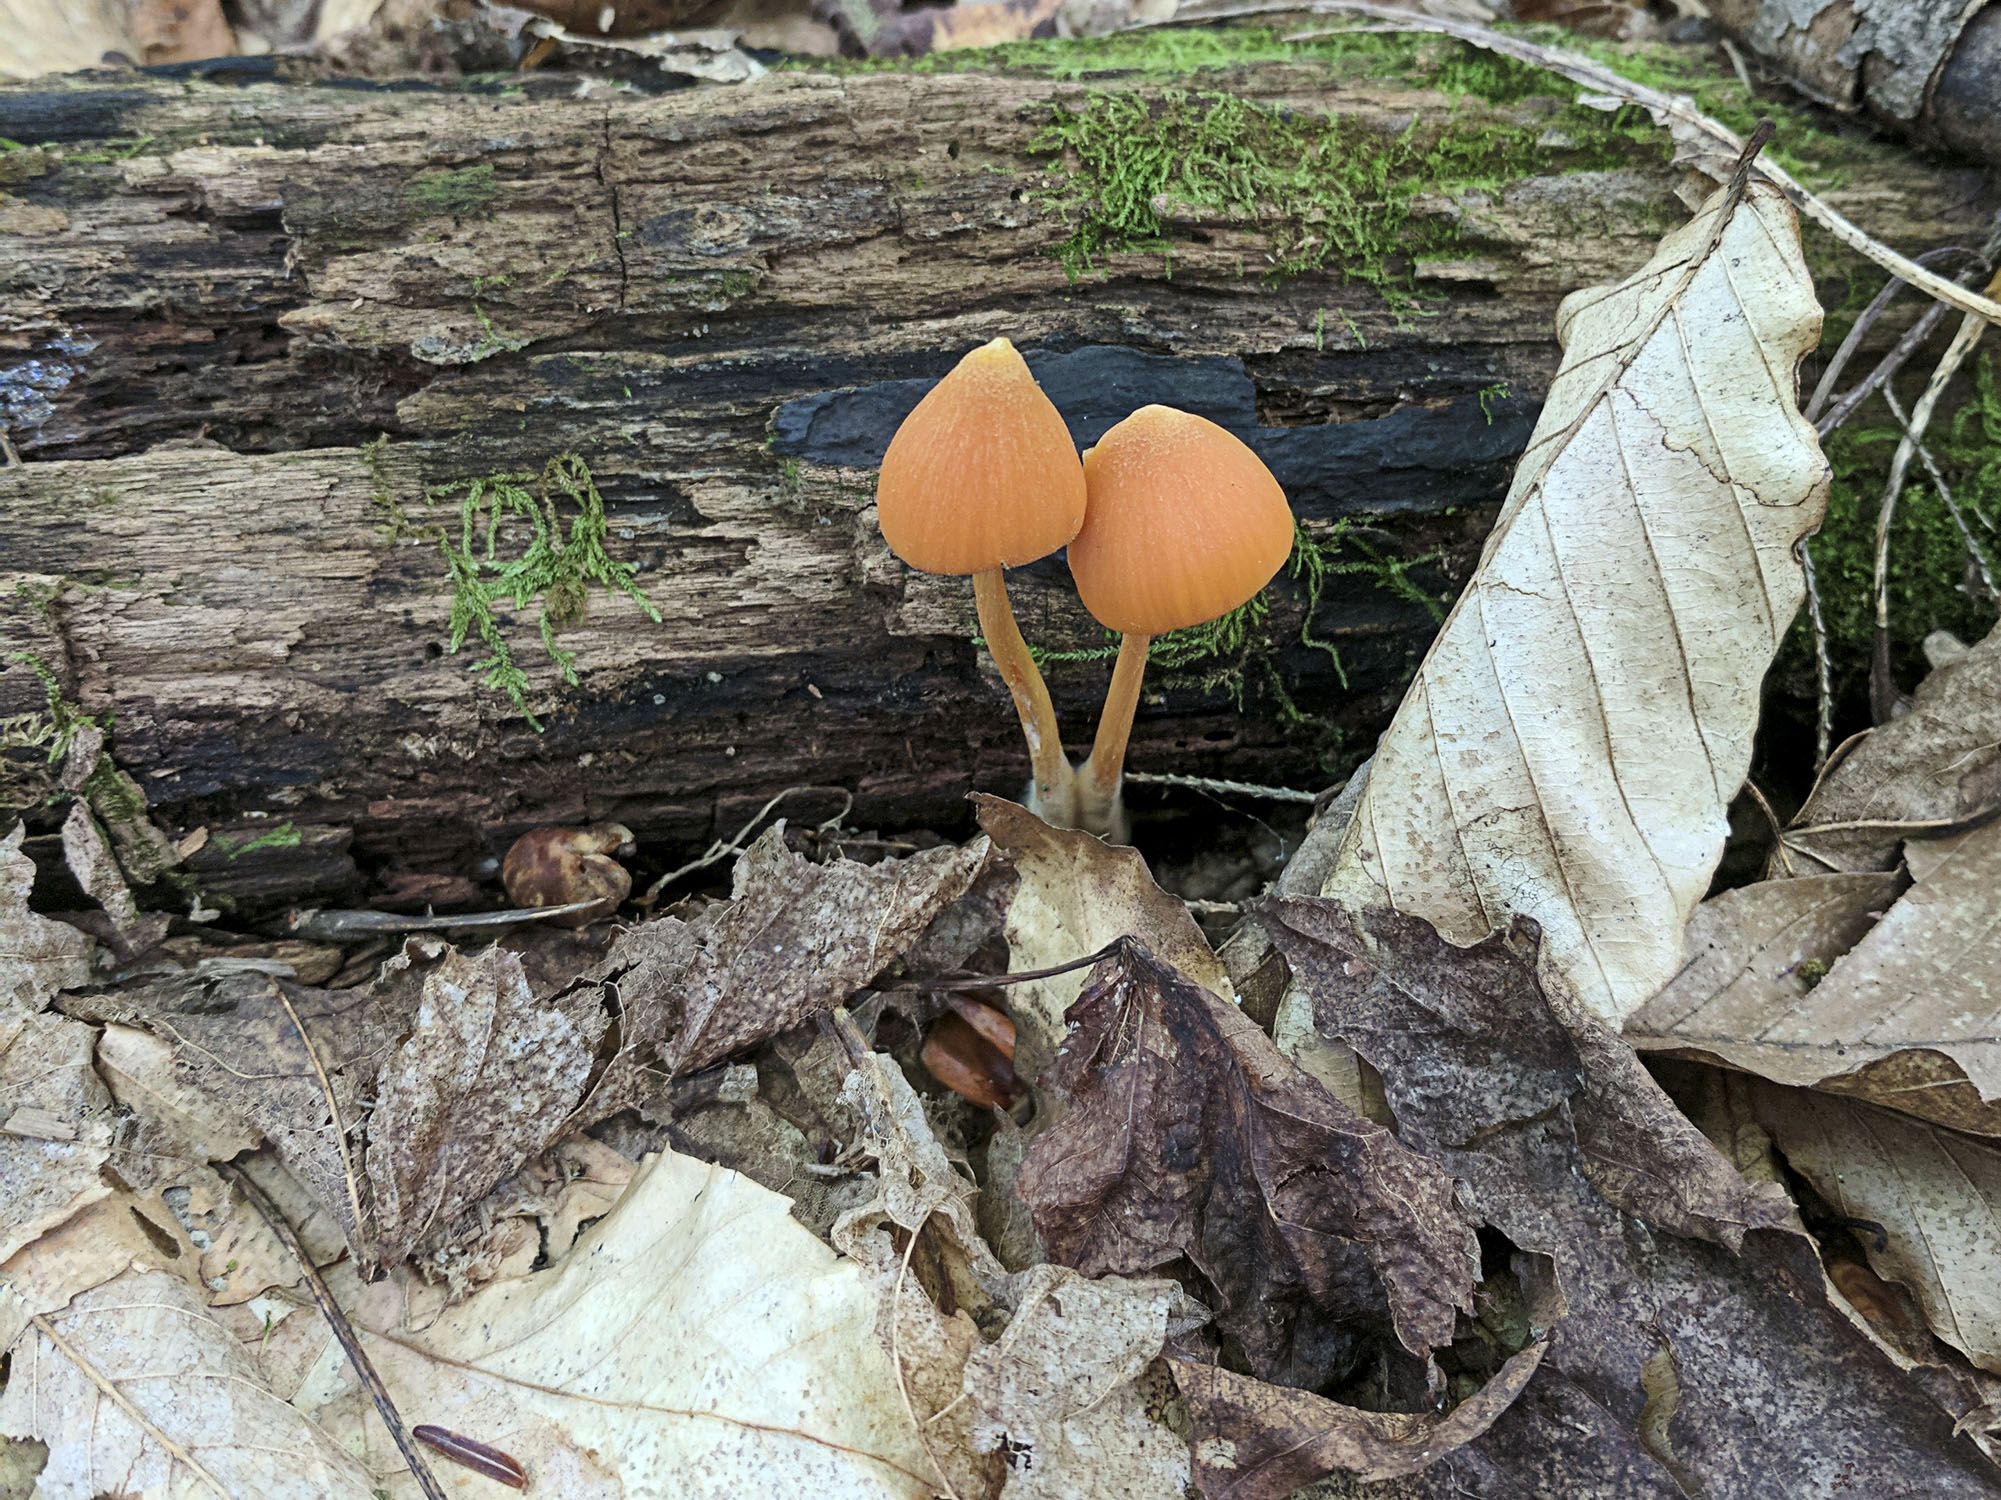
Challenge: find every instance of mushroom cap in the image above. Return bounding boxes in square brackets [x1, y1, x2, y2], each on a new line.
[1069, 405, 1294, 635]
[876, 338, 1087, 575]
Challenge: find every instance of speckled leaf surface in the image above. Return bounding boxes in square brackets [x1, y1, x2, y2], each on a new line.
[1324, 172, 1829, 1021]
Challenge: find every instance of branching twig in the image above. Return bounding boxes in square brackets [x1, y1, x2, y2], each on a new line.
[1870, 272, 2000, 720]
[637, 784, 854, 909]
[1879, 385, 2000, 603]
[1123, 770, 1318, 803]
[217, 1162, 450, 1500]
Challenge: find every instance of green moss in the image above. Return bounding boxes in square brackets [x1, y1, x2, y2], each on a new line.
[55, 135, 155, 164]
[1029, 76, 1659, 290]
[372, 448, 663, 728]
[1, 651, 104, 808]
[1779, 361, 2001, 703]
[213, 821, 300, 859]
[404, 163, 498, 219]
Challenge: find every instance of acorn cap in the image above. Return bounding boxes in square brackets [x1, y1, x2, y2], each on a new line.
[876, 338, 1088, 576]
[1069, 405, 1294, 635]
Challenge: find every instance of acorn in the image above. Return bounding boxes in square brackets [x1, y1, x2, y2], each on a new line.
[920, 996, 1023, 1111]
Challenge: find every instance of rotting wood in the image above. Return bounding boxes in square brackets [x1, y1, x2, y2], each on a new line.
[0, 53, 1991, 910]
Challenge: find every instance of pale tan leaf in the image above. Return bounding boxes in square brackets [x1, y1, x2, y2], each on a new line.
[1626, 870, 1903, 1063]
[1323, 173, 1828, 1021]
[961, 1264, 1194, 1500]
[0, 0, 132, 79]
[1787, 621, 2001, 875]
[0, 1011, 112, 1263]
[1751, 1082, 2001, 1375]
[1637, 818, 2001, 1136]
[0, 822, 95, 1012]
[302, 1147, 944, 1500]
[0, 1267, 379, 1500]
[0, 1193, 200, 1349]
[975, 794, 1228, 1072]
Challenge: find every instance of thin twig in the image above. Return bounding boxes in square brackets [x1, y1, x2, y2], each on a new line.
[1817, 300, 1952, 437]
[1203, 0, 2001, 325]
[216, 1162, 451, 1500]
[889, 1213, 962, 1500]
[637, 784, 854, 908]
[1870, 275, 1998, 720]
[26, 1314, 232, 1499]
[1123, 771, 1319, 803]
[274, 985, 367, 1247]
[0, 429, 20, 467]
[1743, 780, 1796, 877]
[1799, 539, 1835, 769]
[870, 937, 1131, 993]
[1878, 385, 2000, 602]
[1804, 246, 1977, 424]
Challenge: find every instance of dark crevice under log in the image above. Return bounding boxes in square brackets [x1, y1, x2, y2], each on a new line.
[1, 54, 1991, 910]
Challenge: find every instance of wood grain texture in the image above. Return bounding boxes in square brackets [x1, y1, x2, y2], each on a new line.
[0, 57, 1987, 904]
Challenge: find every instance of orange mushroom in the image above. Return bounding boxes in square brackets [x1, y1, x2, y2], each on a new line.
[1067, 405, 1294, 838]
[877, 338, 1088, 824]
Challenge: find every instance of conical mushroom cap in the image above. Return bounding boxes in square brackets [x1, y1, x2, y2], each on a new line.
[1070, 405, 1294, 634]
[876, 339, 1088, 576]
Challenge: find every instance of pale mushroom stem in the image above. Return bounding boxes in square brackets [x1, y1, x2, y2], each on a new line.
[1078, 631, 1150, 841]
[972, 567, 1080, 827]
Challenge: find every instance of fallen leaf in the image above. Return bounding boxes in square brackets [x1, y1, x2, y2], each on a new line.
[364, 943, 604, 1265]
[0, 822, 95, 1011]
[1264, 899, 2001, 1494]
[1170, 1338, 1547, 1500]
[1631, 818, 2001, 1136]
[1748, 1081, 2001, 1375]
[0, 0, 133, 79]
[960, 1264, 1196, 1500]
[816, 0, 1061, 55]
[303, 1146, 948, 1499]
[1016, 942, 1477, 1388]
[1267, 901, 1789, 1248]
[560, 827, 989, 1122]
[0, 1010, 114, 1264]
[976, 795, 1228, 1074]
[1787, 621, 2001, 874]
[63, 968, 397, 1260]
[0, 1267, 380, 1500]
[1321, 169, 1828, 1022]
[131, 0, 236, 64]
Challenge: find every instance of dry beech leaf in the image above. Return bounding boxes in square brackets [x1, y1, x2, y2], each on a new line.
[1323, 170, 1828, 1022]
[1264, 900, 2000, 1494]
[0, 822, 94, 1011]
[1635, 818, 2001, 1137]
[0, 1010, 114, 1264]
[1170, 1338, 1547, 1500]
[1787, 620, 2001, 874]
[0, 1266, 380, 1500]
[364, 943, 604, 1265]
[1748, 1081, 2001, 1376]
[1015, 942, 1477, 1390]
[975, 794, 1228, 1073]
[301, 1146, 945, 1500]
[558, 826, 989, 1121]
[0, 0, 133, 78]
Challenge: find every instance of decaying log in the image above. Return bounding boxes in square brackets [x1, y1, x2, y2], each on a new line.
[1, 44, 1991, 909]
